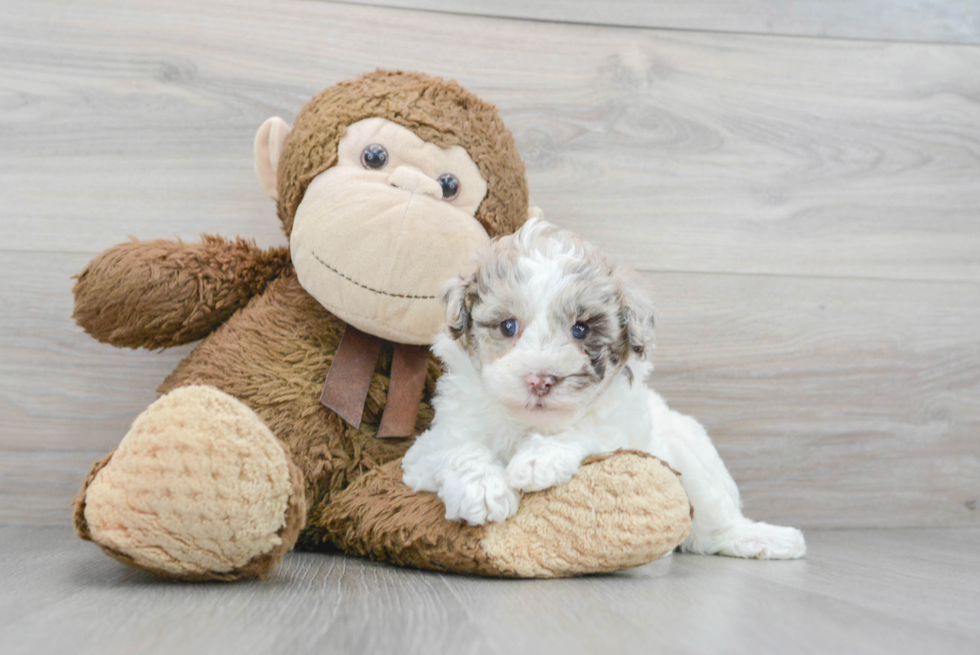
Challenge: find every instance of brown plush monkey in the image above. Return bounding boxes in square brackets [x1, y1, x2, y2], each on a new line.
[71, 70, 691, 581]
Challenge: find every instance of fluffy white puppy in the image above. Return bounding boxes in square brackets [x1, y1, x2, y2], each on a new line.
[402, 219, 805, 559]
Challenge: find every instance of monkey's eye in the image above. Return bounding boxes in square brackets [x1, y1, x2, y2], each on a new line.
[437, 173, 460, 201]
[499, 319, 518, 338]
[571, 323, 589, 340]
[361, 144, 388, 170]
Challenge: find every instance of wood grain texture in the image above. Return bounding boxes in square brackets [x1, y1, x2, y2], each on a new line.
[2, 252, 977, 528]
[3, 0, 979, 282]
[330, 0, 980, 44]
[1, 0, 979, 529]
[1, 526, 978, 655]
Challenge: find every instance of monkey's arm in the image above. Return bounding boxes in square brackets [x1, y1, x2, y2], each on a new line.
[73, 235, 290, 349]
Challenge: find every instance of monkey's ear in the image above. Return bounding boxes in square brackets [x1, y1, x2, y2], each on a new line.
[440, 274, 475, 340]
[254, 117, 292, 201]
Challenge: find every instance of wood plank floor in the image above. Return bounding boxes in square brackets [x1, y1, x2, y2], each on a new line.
[1, 526, 977, 655]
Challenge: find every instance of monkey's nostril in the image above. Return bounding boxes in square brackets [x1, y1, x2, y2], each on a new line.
[388, 165, 443, 199]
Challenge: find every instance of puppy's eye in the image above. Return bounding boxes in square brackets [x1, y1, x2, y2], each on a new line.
[499, 319, 518, 338]
[571, 323, 589, 340]
[437, 173, 460, 201]
[361, 144, 388, 170]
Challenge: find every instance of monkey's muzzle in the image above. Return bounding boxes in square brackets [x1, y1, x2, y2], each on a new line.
[290, 169, 490, 345]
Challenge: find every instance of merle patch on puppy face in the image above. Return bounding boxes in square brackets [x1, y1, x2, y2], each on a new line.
[441, 218, 655, 422]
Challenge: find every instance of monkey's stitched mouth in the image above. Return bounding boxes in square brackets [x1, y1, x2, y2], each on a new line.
[311, 252, 438, 300]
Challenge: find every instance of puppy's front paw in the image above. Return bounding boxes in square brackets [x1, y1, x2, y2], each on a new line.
[708, 521, 807, 560]
[506, 437, 584, 492]
[439, 464, 520, 526]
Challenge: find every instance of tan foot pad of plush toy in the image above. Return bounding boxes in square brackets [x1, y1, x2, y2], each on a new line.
[74, 386, 307, 581]
[75, 383, 690, 579]
[319, 450, 692, 578]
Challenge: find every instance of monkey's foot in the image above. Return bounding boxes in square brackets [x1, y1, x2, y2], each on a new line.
[74, 385, 306, 581]
[314, 450, 691, 578]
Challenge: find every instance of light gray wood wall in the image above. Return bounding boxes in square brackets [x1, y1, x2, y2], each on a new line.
[1, 0, 978, 528]
[333, 0, 980, 44]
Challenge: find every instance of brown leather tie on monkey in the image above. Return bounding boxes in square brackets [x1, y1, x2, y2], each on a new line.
[320, 324, 428, 438]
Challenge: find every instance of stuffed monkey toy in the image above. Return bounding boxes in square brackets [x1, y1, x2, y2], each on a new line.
[71, 70, 691, 581]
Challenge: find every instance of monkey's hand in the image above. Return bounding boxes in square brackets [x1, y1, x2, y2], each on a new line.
[73, 235, 289, 349]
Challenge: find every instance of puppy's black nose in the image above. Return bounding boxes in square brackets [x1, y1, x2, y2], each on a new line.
[526, 373, 557, 397]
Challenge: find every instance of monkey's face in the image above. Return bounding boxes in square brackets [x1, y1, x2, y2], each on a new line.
[288, 118, 491, 345]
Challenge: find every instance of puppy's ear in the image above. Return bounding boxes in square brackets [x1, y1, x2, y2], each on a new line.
[618, 274, 656, 360]
[441, 274, 476, 340]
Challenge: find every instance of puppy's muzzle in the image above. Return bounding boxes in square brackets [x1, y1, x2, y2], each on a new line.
[526, 373, 558, 397]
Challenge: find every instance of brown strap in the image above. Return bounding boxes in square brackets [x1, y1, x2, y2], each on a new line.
[320, 325, 383, 429]
[377, 343, 429, 438]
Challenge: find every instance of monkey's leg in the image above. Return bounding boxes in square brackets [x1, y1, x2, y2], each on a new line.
[73, 385, 306, 581]
[308, 450, 692, 578]
[73, 237, 289, 349]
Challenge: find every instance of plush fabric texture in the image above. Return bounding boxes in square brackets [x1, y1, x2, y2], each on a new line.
[308, 457, 500, 575]
[254, 116, 292, 200]
[335, 117, 489, 213]
[479, 451, 692, 577]
[156, 271, 437, 519]
[314, 450, 691, 577]
[75, 385, 306, 580]
[276, 69, 528, 238]
[290, 171, 490, 345]
[73, 236, 290, 349]
[288, 115, 492, 344]
[71, 71, 689, 581]
[76, 268, 690, 579]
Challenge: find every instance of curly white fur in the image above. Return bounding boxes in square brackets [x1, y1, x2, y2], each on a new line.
[403, 219, 805, 559]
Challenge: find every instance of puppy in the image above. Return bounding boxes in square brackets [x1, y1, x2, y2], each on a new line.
[402, 219, 806, 559]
